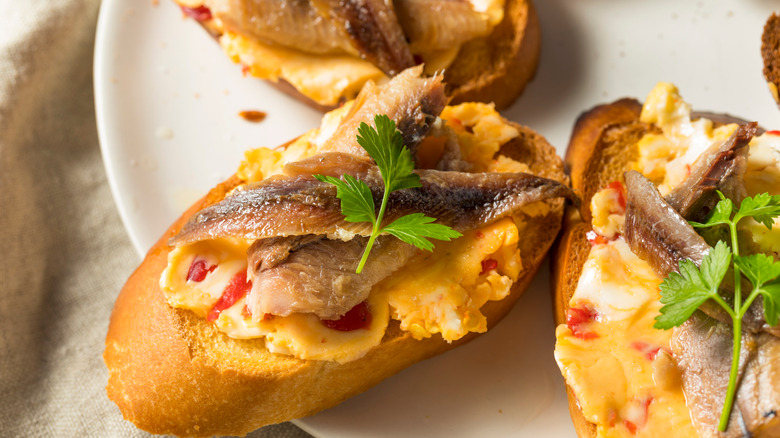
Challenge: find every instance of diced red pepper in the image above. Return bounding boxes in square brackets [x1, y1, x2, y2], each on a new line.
[586, 230, 609, 246]
[321, 301, 372, 331]
[475, 231, 485, 239]
[180, 5, 212, 21]
[187, 259, 216, 282]
[481, 258, 498, 275]
[241, 65, 250, 77]
[607, 408, 617, 427]
[630, 341, 663, 361]
[622, 397, 653, 433]
[207, 271, 252, 322]
[606, 181, 627, 211]
[766, 130, 780, 136]
[566, 306, 599, 339]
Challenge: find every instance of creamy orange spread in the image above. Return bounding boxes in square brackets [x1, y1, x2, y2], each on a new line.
[554, 83, 780, 437]
[161, 103, 544, 363]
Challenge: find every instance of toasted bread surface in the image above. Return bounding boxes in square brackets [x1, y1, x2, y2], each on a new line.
[445, 0, 541, 110]
[105, 122, 566, 437]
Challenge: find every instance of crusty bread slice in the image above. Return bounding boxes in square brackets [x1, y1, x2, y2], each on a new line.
[762, 13, 780, 108]
[551, 98, 761, 438]
[179, 0, 540, 111]
[104, 121, 567, 437]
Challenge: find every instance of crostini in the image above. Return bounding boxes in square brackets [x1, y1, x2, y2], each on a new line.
[173, 0, 540, 110]
[105, 66, 573, 437]
[553, 83, 780, 437]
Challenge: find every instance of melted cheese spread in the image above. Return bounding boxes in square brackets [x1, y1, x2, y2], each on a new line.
[555, 83, 780, 437]
[162, 102, 532, 363]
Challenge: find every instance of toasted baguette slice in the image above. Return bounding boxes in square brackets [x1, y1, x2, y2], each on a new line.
[105, 118, 568, 437]
[552, 96, 770, 437]
[176, 0, 540, 111]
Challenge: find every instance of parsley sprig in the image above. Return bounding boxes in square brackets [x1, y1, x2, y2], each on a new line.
[655, 191, 780, 431]
[314, 114, 461, 274]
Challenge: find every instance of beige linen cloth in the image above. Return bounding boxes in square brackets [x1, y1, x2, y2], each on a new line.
[0, 1, 311, 436]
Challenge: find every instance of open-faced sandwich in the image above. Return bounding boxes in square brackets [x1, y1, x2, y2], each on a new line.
[553, 82, 780, 437]
[104, 66, 574, 436]
[173, 0, 540, 110]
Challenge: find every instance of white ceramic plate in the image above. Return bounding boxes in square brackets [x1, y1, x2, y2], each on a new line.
[94, 1, 780, 437]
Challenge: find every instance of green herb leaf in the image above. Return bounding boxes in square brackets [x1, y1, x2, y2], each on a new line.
[689, 192, 733, 228]
[734, 253, 780, 326]
[382, 213, 462, 251]
[313, 174, 375, 223]
[318, 114, 460, 274]
[734, 253, 780, 289]
[356, 115, 421, 193]
[734, 193, 780, 230]
[655, 241, 731, 329]
[652, 185, 780, 431]
[761, 279, 780, 326]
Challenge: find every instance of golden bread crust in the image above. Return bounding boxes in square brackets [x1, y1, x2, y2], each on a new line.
[105, 122, 567, 437]
[445, 0, 541, 110]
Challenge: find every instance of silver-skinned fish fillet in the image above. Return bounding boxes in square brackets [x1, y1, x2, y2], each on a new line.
[317, 66, 447, 161]
[169, 152, 576, 246]
[247, 235, 416, 319]
[207, 0, 414, 75]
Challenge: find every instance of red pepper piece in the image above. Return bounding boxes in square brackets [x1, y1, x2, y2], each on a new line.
[187, 259, 216, 282]
[180, 5, 212, 21]
[586, 230, 609, 246]
[566, 306, 599, 340]
[321, 301, 372, 331]
[480, 258, 498, 275]
[630, 341, 662, 361]
[207, 271, 252, 322]
[606, 181, 627, 210]
[766, 130, 780, 136]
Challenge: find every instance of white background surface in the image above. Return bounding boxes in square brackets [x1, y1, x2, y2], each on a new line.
[94, 1, 780, 437]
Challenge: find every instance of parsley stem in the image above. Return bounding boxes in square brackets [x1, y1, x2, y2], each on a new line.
[718, 221, 743, 432]
[718, 271, 742, 432]
[356, 182, 391, 274]
[721, 321, 742, 432]
[711, 294, 737, 319]
[739, 291, 762, 320]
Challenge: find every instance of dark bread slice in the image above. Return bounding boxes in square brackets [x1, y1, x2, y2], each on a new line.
[762, 13, 780, 108]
